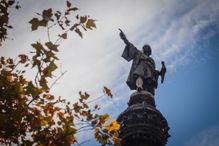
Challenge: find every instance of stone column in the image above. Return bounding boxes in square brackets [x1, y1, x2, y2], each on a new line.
[117, 91, 170, 146]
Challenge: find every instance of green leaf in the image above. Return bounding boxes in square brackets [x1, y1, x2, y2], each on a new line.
[45, 41, 59, 52]
[39, 76, 48, 90]
[43, 60, 57, 78]
[26, 81, 38, 97]
[29, 18, 47, 31]
[31, 42, 44, 55]
[75, 28, 83, 38]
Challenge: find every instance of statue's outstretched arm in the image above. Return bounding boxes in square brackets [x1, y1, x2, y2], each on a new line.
[119, 28, 130, 45]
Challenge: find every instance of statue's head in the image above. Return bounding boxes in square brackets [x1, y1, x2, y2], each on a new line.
[142, 44, 151, 56]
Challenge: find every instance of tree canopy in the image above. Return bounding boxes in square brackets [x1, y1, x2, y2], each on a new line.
[0, 0, 120, 145]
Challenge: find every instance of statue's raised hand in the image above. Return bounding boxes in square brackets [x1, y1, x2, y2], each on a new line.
[119, 28, 129, 45]
[119, 28, 126, 39]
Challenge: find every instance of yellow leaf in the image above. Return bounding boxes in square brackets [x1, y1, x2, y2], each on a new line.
[98, 114, 110, 126]
[39, 114, 47, 126]
[105, 120, 120, 132]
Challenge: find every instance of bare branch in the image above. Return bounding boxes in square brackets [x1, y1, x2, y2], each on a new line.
[50, 70, 67, 89]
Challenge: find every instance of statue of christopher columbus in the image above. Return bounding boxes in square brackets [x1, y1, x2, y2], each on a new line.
[119, 29, 166, 95]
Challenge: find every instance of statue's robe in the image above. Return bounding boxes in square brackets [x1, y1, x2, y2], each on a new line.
[122, 43, 157, 90]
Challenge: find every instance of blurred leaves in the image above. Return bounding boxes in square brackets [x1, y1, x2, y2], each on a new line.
[0, 1, 119, 146]
[86, 19, 96, 30]
[0, 0, 20, 46]
[29, 8, 53, 31]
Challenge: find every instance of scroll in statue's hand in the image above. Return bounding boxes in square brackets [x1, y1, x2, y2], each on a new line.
[160, 61, 166, 83]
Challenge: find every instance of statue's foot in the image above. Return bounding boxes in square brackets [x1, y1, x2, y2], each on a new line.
[137, 87, 142, 92]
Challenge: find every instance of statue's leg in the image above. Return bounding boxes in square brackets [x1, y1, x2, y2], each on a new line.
[136, 77, 143, 91]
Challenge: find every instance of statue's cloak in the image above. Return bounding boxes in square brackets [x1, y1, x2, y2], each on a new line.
[122, 43, 156, 90]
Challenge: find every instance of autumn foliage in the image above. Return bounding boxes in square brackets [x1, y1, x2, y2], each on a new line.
[0, 0, 120, 145]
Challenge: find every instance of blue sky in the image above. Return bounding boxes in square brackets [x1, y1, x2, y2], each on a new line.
[1, 0, 219, 145]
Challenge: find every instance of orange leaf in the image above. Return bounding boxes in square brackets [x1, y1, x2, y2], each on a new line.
[7, 75, 13, 82]
[60, 33, 67, 39]
[58, 111, 65, 119]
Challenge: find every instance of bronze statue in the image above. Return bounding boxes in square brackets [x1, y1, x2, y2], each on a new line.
[119, 28, 166, 95]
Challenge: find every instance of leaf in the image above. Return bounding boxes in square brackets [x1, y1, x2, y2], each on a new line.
[7, 75, 13, 82]
[60, 33, 67, 39]
[43, 60, 57, 78]
[86, 19, 96, 30]
[79, 91, 89, 100]
[39, 76, 48, 90]
[80, 16, 87, 23]
[75, 28, 83, 38]
[29, 18, 47, 31]
[113, 137, 121, 146]
[58, 111, 65, 119]
[103, 86, 113, 98]
[105, 120, 120, 132]
[29, 18, 40, 31]
[42, 8, 53, 22]
[94, 105, 98, 109]
[98, 114, 110, 126]
[38, 114, 47, 126]
[8, 0, 15, 5]
[26, 81, 38, 97]
[67, 7, 78, 12]
[73, 102, 81, 113]
[45, 41, 59, 52]
[18, 54, 28, 64]
[55, 12, 61, 21]
[66, 1, 71, 8]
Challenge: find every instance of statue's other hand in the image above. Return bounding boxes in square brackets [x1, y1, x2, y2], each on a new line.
[160, 61, 166, 83]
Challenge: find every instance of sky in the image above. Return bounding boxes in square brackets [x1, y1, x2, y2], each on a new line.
[1, 0, 219, 146]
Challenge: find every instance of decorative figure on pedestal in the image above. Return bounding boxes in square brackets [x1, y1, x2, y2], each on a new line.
[117, 29, 170, 146]
[119, 28, 166, 95]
